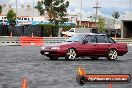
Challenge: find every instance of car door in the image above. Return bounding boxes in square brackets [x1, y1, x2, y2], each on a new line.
[80, 35, 98, 56]
[96, 35, 111, 55]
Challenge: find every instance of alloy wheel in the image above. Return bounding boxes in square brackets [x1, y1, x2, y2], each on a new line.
[65, 48, 76, 60]
[107, 49, 118, 60]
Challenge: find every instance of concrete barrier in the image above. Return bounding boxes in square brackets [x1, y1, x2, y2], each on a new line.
[0, 36, 132, 46]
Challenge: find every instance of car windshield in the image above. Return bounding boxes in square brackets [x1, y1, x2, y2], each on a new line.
[66, 35, 85, 42]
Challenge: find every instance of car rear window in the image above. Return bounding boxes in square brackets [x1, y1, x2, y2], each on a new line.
[96, 35, 116, 43]
[66, 35, 85, 42]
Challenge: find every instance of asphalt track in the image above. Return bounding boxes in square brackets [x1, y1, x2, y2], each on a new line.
[0, 46, 132, 88]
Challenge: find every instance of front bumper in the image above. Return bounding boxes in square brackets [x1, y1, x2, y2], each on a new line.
[40, 49, 66, 57]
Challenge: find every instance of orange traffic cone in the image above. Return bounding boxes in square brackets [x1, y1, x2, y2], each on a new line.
[22, 77, 27, 88]
[109, 83, 113, 88]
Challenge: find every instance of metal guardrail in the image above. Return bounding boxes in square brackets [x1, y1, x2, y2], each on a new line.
[43, 37, 66, 44]
[0, 36, 132, 46]
[113, 38, 132, 45]
[0, 36, 66, 46]
[0, 36, 20, 46]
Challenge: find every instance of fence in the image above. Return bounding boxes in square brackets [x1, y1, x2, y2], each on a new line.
[0, 25, 59, 37]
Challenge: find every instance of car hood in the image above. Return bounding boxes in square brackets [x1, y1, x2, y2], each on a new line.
[50, 42, 77, 46]
[42, 42, 77, 49]
[62, 31, 69, 34]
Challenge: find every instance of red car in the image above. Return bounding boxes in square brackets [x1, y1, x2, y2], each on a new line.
[40, 34, 128, 60]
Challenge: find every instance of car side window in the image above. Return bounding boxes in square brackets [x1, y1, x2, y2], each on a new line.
[104, 36, 110, 43]
[107, 36, 116, 43]
[96, 35, 106, 43]
[85, 35, 96, 43]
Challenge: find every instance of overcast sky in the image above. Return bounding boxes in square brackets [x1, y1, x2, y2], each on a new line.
[0, 0, 131, 17]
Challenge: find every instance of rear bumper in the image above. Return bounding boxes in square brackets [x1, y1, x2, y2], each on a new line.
[40, 49, 66, 57]
[118, 49, 128, 56]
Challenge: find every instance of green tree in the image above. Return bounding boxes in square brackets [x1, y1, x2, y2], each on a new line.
[0, 5, 2, 15]
[112, 11, 120, 27]
[112, 11, 120, 19]
[7, 9, 16, 26]
[96, 16, 106, 33]
[7, 9, 16, 36]
[35, 0, 69, 24]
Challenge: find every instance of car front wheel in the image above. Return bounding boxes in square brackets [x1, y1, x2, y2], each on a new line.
[65, 48, 76, 60]
[107, 49, 118, 60]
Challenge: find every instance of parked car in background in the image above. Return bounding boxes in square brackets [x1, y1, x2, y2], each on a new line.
[61, 28, 98, 37]
[40, 33, 128, 61]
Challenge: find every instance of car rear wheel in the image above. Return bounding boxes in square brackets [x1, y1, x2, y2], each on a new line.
[65, 48, 76, 60]
[107, 49, 118, 60]
[49, 56, 58, 60]
[90, 56, 99, 60]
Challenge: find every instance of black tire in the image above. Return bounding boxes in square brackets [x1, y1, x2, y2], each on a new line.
[65, 48, 76, 60]
[49, 56, 58, 60]
[40, 51, 44, 55]
[107, 49, 118, 60]
[90, 56, 99, 60]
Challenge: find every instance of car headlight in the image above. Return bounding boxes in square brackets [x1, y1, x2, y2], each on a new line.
[51, 47, 60, 50]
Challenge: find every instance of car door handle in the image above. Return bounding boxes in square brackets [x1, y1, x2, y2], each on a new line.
[94, 45, 96, 46]
[108, 45, 110, 46]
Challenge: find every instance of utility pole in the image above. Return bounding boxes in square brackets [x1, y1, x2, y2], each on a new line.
[16, 0, 17, 24]
[93, 1, 101, 23]
[112, 8, 116, 29]
[33, 0, 34, 17]
[130, 0, 132, 12]
[79, 0, 82, 26]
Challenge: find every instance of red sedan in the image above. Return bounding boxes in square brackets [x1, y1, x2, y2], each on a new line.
[40, 34, 128, 60]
